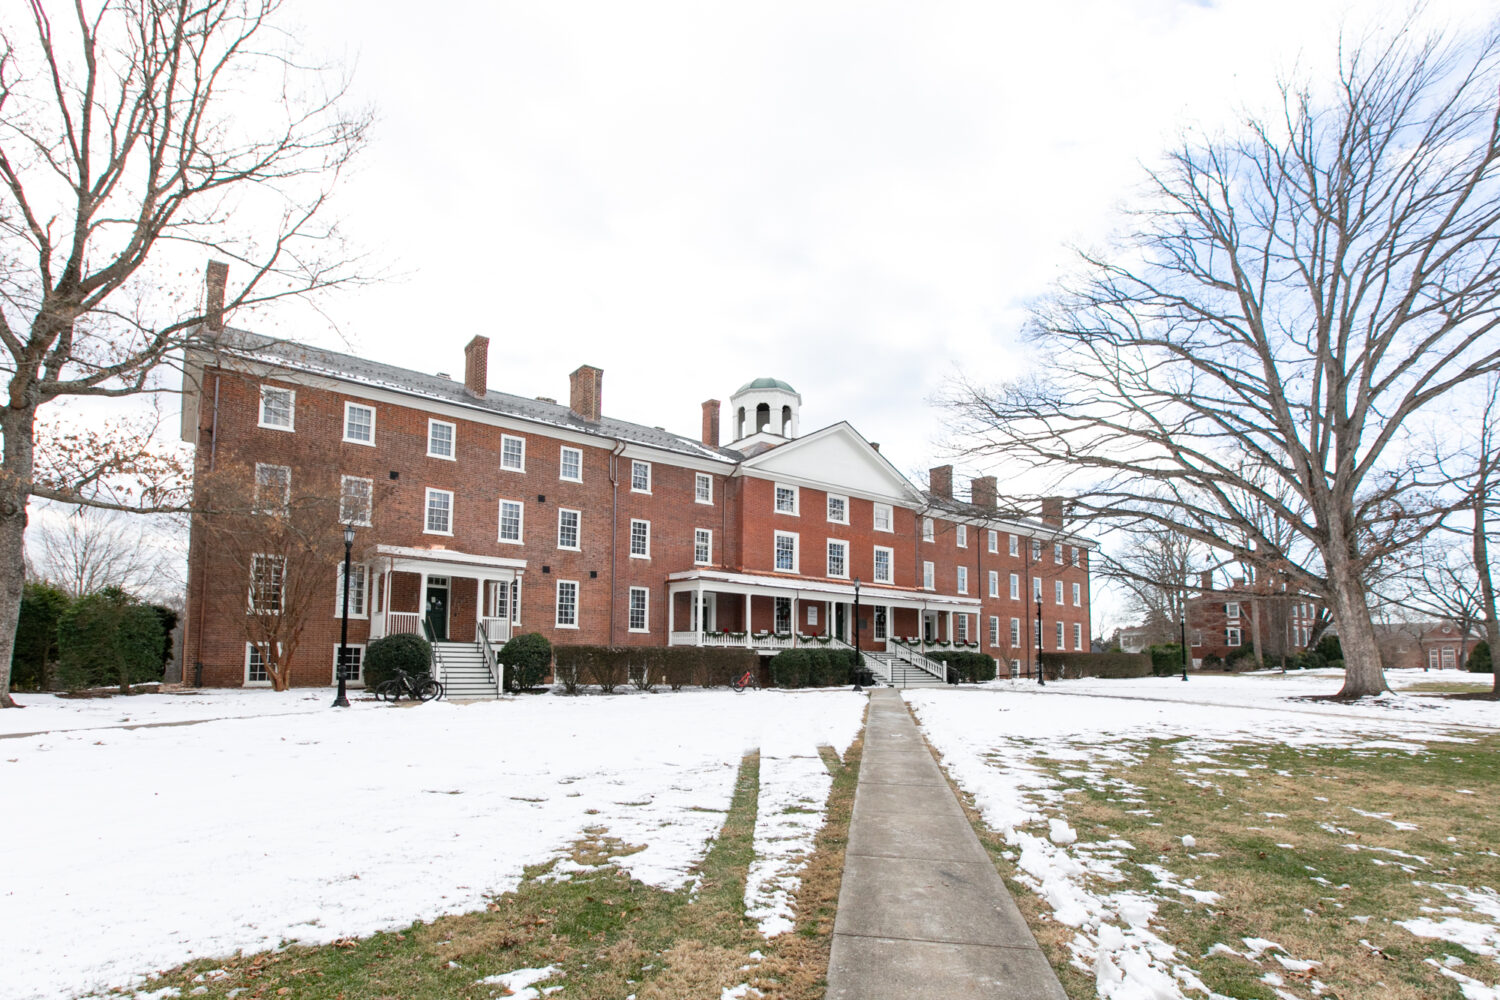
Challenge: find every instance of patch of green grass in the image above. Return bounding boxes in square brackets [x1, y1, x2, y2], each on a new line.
[1400, 679, 1492, 694]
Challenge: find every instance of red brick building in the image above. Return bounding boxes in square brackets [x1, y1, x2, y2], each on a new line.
[1186, 574, 1321, 667]
[181, 286, 1092, 692]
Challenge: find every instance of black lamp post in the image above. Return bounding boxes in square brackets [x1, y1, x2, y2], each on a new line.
[852, 577, 863, 690]
[1036, 597, 1045, 686]
[1180, 605, 1190, 682]
[334, 522, 354, 708]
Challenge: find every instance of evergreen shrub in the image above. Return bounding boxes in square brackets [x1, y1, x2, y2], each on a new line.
[56, 587, 164, 693]
[364, 633, 433, 690]
[501, 632, 553, 692]
[1468, 641, 1491, 673]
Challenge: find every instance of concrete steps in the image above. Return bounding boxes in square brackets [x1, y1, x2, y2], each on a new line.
[864, 651, 948, 688]
[433, 642, 500, 699]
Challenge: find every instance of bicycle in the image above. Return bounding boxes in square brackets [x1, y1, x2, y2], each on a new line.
[731, 668, 759, 693]
[375, 668, 444, 703]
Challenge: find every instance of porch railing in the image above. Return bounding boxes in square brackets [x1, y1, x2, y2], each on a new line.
[476, 621, 501, 693]
[667, 631, 860, 651]
[890, 639, 948, 683]
[386, 611, 422, 636]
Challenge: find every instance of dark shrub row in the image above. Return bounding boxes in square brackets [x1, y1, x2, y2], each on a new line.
[924, 650, 997, 683]
[769, 648, 864, 688]
[552, 645, 757, 693]
[1039, 651, 1151, 680]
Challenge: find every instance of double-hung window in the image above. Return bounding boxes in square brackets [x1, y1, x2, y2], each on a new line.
[556, 580, 579, 628]
[343, 402, 375, 444]
[1010, 573, 1020, 600]
[989, 616, 1000, 647]
[629, 519, 650, 558]
[695, 473, 713, 504]
[427, 419, 455, 459]
[873, 546, 893, 584]
[253, 464, 290, 515]
[1226, 601, 1241, 620]
[873, 503, 893, 532]
[246, 644, 272, 684]
[694, 528, 712, 565]
[956, 615, 969, 642]
[957, 566, 969, 594]
[775, 483, 798, 514]
[1072, 582, 1082, 606]
[335, 563, 368, 618]
[922, 518, 934, 542]
[1033, 575, 1042, 600]
[923, 561, 935, 590]
[258, 386, 294, 430]
[956, 525, 967, 548]
[1010, 618, 1021, 647]
[425, 488, 453, 534]
[827, 539, 849, 578]
[987, 530, 998, 553]
[334, 645, 363, 683]
[774, 596, 792, 633]
[628, 587, 649, 632]
[774, 531, 798, 573]
[1054, 543, 1063, 564]
[501, 434, 526, 472]
[989, 570, 999, 598]
[1055, 580, 1064, 605]
[1009, 533, 1019, 557]
[1032, 538, 1042, 560]
[557, 508, 581, 550]
[827, 494, 848, 524]
[1074, 623, 1084, 650]
[249, 554, 285, 613]
[1227, 627, 1242, 647]
[1070, 545, 1080, 565]
[339, 475, 372, 526]
[1056, 621, 1065, 650]
[498, 499, 524, 543]
[631, 460, 651, 493]
[560, 446, 582, 482]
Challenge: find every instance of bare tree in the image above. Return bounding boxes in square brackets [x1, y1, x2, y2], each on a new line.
[28, 505, 179, 599]
[946, 19, 1500, 697]
[0, 1, 370, 707]
[1469, 381, 1499, 693]
[1103, 526, 1198, 643]
[1390, 538, 1485, 668]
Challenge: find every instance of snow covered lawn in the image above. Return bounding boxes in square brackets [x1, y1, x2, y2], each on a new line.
[2, 689, 865, 1000]
[907, 676, 1500, 1000]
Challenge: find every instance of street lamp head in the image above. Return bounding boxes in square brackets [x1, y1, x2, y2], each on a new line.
[343, 522, 355, 546]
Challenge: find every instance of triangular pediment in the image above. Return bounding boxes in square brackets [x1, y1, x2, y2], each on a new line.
[739, 422, 921, 503]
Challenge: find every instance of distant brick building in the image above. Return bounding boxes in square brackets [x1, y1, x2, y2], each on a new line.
[180, 268, 1093, 691]
[1374, 621, 1482, 670]
[1185, 574, 1321, 667]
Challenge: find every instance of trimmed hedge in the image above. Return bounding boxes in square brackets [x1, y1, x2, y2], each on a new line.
[501, 632, 553, 692]
[1146, 643, 1188, 676]
[13, 582, 68, 691]
[769, 648, 864, 688]
[925, 650, 997, 683]
[365, 633, 433, 690]
[56, 587, 165, 693]
[1039, 651, 1151, 680]
[552, 645, 757, 693]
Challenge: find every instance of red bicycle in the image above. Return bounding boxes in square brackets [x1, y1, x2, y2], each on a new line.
[731, 668, 759, 693]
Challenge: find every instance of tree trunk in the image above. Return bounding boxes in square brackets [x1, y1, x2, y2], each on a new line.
[1474, 486, 1500, 697]
[1327, 546, 1389, 697]
[0, 404, 37, 708]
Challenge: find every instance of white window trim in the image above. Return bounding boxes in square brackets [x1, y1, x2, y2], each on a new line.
[1227, 627, 1242, 647]
[988, 530, 998, 554]
[1010, 573, 1020, 600]
[873, 502, 894, 533]
[427, 418, 456, 460]
[923, 560, 935, 590]
[989, 570, 999, 598]
[873, 545, 894, 584]
[1054, 543, 1063, 564]
[826, 493, 849, 524]
[1033, 576, 1042, 600]
[342, 401, 376, 445]
[694, 528, 713, 566]
[1056, 621, 1065, 650]
[254, 463, 291, 514]
[1010, 618, 1021, 647]
[956, 524, 967, 548]
[1072, 582, 1082, 607]
[922, 517, 934, 542]
[827, 538, 850, 579]
[1055, 580, 1064, 605]
[424, 488, 454, 536]
[627, 586, 650, 634]
[989, 615, 1000, 647]
[774, 530, 799, 574]
[695, 472, 714, 505]
[339, 475, 373, 527]
[333, 562, 369, 619]
[557, 508, 582, 551]
[497, 498, 525, 545]
[555, 579, 580, 629]
[629, 518, 651, 559]
[631, 460, 652, 494]
[957, 566, 969, 595]
[248, 553, 285, 613]
[559, 445, 583, 483]
[257, 386, 295, 431]
[244, 642, 279, 687]
[1073, 623, 1084, 651]
[501, 434, 526, 472]
[1226, 601, 1241, 620]
[1009, 533, 1019, 557]
[331, 643, 366, 686]
[774, 482, 799, 515]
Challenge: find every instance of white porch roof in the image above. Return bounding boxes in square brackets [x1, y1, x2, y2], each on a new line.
[665, 568, 982, 612]
[369, 544, 526, 580]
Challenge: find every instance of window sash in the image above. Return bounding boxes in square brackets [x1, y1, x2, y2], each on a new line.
[259, 387, 294, 428]
[631, 461, 651, 492]
[1010, 573, 1020, 599]
[499, 500, 524, 542]
[250, 554, 285, 612]
[427, 420, 455, 459]
[873, 548, 892, 583]
[922, 561, 934, 589]
[501, 435, 526, 471]
[827, 540, 848, 578]
[827, 494, 848, 523]
[254, 464, 290, 514]
[340, 476, 372, 526]
[1009, 534, 1019, 556]
[873, 503, 893, 531]
[987, 530, 997, 553]
[1056, 621, 1065, 649]
[774, 532, 797, 572]
[1072, 582, 1082, 606]
[558, 509, 581, 549]
[989, 616, 1000, 646]
[989, 571, 999, 598]
[775, 484, 797, 513]
[425, 490, 453, 533]
[1010, 618, 1021, 646]
[556, 580, 578, 627]
[334, 645, 364, 682]
[1074, 623, 1083, 650]
[956, 525, 967, 548]
[630, 519, 650, 557]
[334, 563, 368, 617]
[957, 567, 968, 594]
[922, 518, 934, 542]
[694, 529, 711, 565]
[628, 587, 648, 632]
[1055, 580, 1064, 605]
[343, 402, 374, 443]
[774, 596, 791, 633]
[695, 473, 713, 504]
[560, 447, 582, 482]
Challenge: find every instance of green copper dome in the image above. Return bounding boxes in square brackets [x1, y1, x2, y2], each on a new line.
[736, 377, 797, 394]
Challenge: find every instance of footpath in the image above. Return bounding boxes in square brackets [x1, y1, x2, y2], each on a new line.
[826, 687, 1067, 999]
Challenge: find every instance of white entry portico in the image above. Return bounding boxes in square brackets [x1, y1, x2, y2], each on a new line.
[366, 544, 527, 645]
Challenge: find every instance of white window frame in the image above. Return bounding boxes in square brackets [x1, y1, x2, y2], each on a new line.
[628, 586, 649, 633]
[774, 530, 799, 573]
[957, 566, 969, 594]
[244, 643, 278, 686]
[248, 554, 285, 613]
[501, 434, 526, 472]
[774, 596, 792, 633]
[922, 517, 934, 542]
[1055, 580, 1064, 605]
[1033, 576, 1042, 600]
[253, 463, 291, 515]
[427, 419, 456, 460]
[1074, 622, 1084, 651]
[1010, 618, 1021, 647]
[424, 488, 454, 535]
[631, 460, 652, 494]
[694, 528, 713, 566]
[1227, 627, 1242, 647]
[956, 524, 967, 548]
[827, 538, 849, 579]
[808, 605, 819, 626]
[1009, 533, 1019, 556]
[1072, 582, 1082, 607]
[342, 401, 375, 445]
[873, 502, 893, 532]
[873, 546, 893, 584]
[988, 530, 998, 554]
[1070, 545, 1080, 565]
[774, 482, 799, 515]
[629, 518, 651, 559]
[555, 579, 580, 628]
[559, 446, 583, 483]
[332, 643, 366, 686]
[957, 615, 969, 642]
[258, 386, 295, 431]
[695, 472, 713, 505]
[1054, 543, 1063, 564]
[339, 475, 373, 526]
[498, 499, 524, 544]
[923, 560, 935, 590]
[1032, 538, 1042, 560]
[989, 570, 999, 598]
[1226, 601, 1241, 620]
[989, 616, 1000, 647]
[557, 508, 581, 551]
[826, 493, 849, 524]
[1010, 573, 1020, 600]
[333, 562, 368, 619]
[1056, 620, 1065, 650]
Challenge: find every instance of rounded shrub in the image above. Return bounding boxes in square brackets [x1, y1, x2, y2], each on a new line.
[1468, 640, 1491, 673]
[364, 633, 433, 690]
[501, 632, 552, 692]
[770, 649, 810, 687]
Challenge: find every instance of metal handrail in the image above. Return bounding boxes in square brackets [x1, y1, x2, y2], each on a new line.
[475, 620, 501, 693]
[422, 619, 447, 689]
[890, 640, 946, 681]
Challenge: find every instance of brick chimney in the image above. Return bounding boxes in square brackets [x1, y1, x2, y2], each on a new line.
[929, 465, 953, 499]
[1041, 496, 1065, 526]
[701, 399, 720, 447]
[970, 476, 997, 508]
[1199, 571, 1212, 591]
[463, 336, 489, 398]
[204, 260, 228, 333]
[569, 365, 603, 422]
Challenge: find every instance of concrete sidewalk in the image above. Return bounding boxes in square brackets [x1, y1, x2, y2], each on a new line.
[826, 688, 1066, 999]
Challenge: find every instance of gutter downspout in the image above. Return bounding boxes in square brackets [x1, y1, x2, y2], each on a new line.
[192, 373, 221, 686]
[608, 440, 626, 646]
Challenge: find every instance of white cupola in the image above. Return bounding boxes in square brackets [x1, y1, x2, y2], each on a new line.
[728, 377, 801, 448]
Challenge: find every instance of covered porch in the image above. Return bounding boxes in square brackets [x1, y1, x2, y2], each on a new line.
[664, 570, 983, 653]
[365, 545, 526, 646]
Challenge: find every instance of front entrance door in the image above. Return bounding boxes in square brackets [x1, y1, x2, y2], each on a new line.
[834, 603, 848, 642]
[426, 576, 450, 642]
[923, 612, 938, 642]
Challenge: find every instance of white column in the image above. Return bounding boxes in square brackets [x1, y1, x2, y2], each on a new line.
[418, 571, 428, 638]
[945, 610, 953, 643]
[697, 581, 705, 646]
[744, 592, 752, 639]
[792, 597, 799, 645]
[476, 577, 484, 641]
[668, 585, 676, 638]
